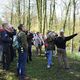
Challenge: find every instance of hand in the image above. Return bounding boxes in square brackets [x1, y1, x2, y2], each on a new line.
[77, 32, 80, 35]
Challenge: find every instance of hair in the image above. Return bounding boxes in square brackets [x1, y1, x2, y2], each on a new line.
[2, 23, 8, 28]
[18, 24, 23, 30]
[36, 32, 39, 34]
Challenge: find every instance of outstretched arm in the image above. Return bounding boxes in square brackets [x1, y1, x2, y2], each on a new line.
[65, 33, 78, 41]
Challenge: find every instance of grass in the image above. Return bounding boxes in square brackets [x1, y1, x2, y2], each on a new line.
[0, 50, 80, 80]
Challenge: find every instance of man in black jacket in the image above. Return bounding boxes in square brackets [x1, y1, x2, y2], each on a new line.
[54, 30, 78, 69]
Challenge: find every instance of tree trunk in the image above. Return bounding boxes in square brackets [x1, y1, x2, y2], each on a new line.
[11, 0, 14, 24]
[63, 0, 71, 31]
[43, 0, 47, 35]
[23, 0, 26, 25]
[28, 0, 31, 31]
[49, 1, 52, 30]
[71, 0, 76, 53]
[36, 0, 42, 33]
[18, 0, 21, 24]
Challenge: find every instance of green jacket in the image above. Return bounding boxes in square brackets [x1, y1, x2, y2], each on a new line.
[18, 31, 28, 51]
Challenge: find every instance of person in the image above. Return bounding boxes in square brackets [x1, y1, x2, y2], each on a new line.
[6, 26, 16, 62]
[47, 31, 58, 56]
[33, 32, 44, 56]
[54, 29, 78, 69]
[17, 24, 29, 80]
[44, 31, 54, 69]
[1, 23, 12, 70]
[27, 31, 33, 62]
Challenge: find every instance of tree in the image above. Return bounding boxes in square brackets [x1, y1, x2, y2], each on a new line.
[11, 0, 14, 24]
[71, 0, 76, 53]
[49, 0, 56, 30]
[43, 0, 47, 35]
[63, 0, 71, 31]
[27, 0, 31, 30]
[23, 0, 26, 25]
[17, 0, 21, 24]
[36, 0, 42, 32]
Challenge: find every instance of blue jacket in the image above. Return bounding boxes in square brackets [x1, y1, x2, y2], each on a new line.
[1, 30, 12, 51]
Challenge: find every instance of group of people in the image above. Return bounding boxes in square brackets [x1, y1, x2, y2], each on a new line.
[45, 30, 78, 69]
[0, 22, 79, 80]
[0, 23, 44, 80]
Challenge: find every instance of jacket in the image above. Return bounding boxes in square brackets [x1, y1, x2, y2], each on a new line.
[17, 31, 28, 51]
[54, 33, 77, 49]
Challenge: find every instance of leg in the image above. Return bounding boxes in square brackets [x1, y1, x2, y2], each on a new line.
[6, 47, 11, 70]
[47, 50, 52, 68]
[28, 45, 32, 61]
[62, 50, 69, 69]
[57, 49, 62, 68]
[2, 52, 6, 70]
[0, 46, 3, 63]
[48, 51, 52, 65]
[20, 51, 27, 80]
[36, 47, 39, 56]
[39, 46, 42, 56]
[17, 52, 27, 78]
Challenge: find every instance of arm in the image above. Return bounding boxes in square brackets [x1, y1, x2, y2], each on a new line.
[65, 33, 78, 41]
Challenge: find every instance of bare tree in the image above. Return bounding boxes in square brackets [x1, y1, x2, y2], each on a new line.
[36, 0, 42, 32]
[11, 0, 14, 24]
[23, 0, 26, 25]
[43, 0, 47, 35]
[63, 0, 71, 31]
[17, 0, 21, 24]
[71, 0, 76, 53]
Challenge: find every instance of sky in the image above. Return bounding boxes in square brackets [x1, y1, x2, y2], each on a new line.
[0, 0, 8, 18]
[0, 0, 62, 18]
[0, 0, 80, 21]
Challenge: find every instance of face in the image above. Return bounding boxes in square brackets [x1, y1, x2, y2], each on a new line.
[2, 23, 8, 29]
[22, 26, 27, 32]
[60, 32, 64, 37]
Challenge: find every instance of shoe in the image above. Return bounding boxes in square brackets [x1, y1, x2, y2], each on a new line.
[47, 65, 51, 69]
[24, 76, 30, 80]
[19, 76, 30, 80]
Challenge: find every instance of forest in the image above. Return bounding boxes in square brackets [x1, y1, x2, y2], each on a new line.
[0, 0, 80, 80]
[0, 0, 80, 51]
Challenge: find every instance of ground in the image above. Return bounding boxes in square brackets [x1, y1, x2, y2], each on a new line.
[0, 51, 80, 80]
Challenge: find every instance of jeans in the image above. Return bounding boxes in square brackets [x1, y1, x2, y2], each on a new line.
[17, 48, 27, 78]
[46, 50, 52, 66]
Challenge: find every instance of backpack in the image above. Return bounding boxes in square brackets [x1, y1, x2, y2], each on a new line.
[12, 35, 20, 49]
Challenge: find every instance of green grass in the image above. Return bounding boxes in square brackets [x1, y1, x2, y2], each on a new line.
[0, 51, 80, 80]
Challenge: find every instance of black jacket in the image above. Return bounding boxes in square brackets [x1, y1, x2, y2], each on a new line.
[54, 33, 77, 49]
